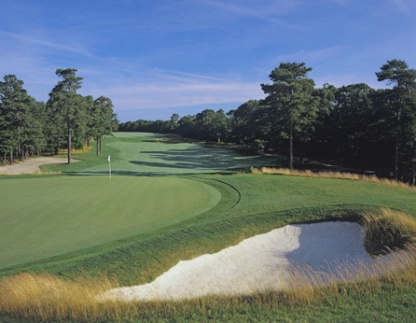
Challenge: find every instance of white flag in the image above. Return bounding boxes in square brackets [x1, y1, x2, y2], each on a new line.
[108, 155, 111, 162]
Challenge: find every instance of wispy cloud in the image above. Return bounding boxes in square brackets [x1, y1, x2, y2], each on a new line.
[197, 0, 305, 26]
[270, 46, 346, 64]
[327, 0, 350, 7]
[83, 68, 264, 120]
[0, 31, 94, 57]
[199, 0, 301, 17]
[0, 0, 414, 121]
[391, 0, 412, 12]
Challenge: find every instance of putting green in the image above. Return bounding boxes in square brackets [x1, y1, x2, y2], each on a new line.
[0, 175, 221, 269]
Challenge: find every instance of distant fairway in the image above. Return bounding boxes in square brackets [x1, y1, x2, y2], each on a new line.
[77, 132, 271, 175]
[0, 175, 220, 269]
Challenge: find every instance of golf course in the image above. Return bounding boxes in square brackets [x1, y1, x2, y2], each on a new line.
[1, 132, 416, 322]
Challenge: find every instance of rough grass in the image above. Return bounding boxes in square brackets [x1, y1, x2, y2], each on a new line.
[0, 273, 138, 322]
[58, 144, 92, 155]
[251, 167, 416, 190]
[284, 208, 416, 306]
[1, 209, 416, 322]
[363, 207, 416, 255]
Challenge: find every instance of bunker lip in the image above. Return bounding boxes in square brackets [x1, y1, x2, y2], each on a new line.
[102, 221, 410, 301]
[0, 157, 78, 175]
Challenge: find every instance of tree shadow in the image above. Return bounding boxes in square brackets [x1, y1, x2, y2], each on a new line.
[134, 145, 270, 172]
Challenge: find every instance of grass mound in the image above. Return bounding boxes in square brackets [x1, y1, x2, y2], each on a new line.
[363, 208, 416, 255]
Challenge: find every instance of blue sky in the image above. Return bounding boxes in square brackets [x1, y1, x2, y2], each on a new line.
[1, 0, 415, 122]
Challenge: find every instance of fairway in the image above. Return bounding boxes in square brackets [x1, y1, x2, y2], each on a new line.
[0, 175, 220, 269]
[78, 132, 272, 175]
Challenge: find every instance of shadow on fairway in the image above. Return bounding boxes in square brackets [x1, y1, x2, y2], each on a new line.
[135, 146, 266, 171]
[68, 170, 234, 176]
[71, 142, 275, 176]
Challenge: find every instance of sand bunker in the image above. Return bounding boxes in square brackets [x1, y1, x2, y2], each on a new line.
[102, 222, 409, 301]
[0, 157, 76, 175]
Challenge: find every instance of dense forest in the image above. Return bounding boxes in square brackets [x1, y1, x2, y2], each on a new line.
[119, 60, 416, 184]
[0, 68, 118, 165]
[2, 61, 415, 184]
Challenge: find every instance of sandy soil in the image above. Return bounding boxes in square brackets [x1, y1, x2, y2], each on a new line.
[102, 222, 409, 301]
[0, 157, 77, 175]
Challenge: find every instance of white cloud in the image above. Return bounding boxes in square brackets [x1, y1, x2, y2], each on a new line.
[391, 0, 411, 12]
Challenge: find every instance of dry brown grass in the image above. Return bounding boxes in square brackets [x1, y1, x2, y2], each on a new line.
[0, 171, 62, 176]
[250, 167, 416, 190]
[58, 144, 92, 155]
[282, 246, 416, 305]
[0, 273, 137, 321]
[279, 208, 416, 305]
[363, 207, 416, 255]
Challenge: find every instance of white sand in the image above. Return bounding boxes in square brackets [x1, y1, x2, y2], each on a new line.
[102, 221, 409, 301]
[0, 157, 76, 175]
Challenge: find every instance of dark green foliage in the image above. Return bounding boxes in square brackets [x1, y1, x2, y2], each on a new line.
[261, 62, 319, 169]
[118, 59, 416, 183]
[376, 59, 416, 181]
[0, 70, 117, 164]
[0, 75, 32, 164]
[47, 68, 84, 164]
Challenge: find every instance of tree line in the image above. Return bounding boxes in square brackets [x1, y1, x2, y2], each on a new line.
[0, 68, 118, 165]
[119, 59, 416, 184]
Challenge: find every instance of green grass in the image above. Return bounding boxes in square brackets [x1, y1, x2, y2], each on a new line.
[1, 132, 416, 322]
[0, 175, 220, 270]
[42, 132, 276, 175]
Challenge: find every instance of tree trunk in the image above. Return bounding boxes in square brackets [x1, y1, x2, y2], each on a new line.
[394, 141, 399, 181]
[289, 116, 293, 171]
[17, 126, 22, 161]
[67, 119, 71, 164]
[96, 136, 99, 156]
[394, 103, 402, 181]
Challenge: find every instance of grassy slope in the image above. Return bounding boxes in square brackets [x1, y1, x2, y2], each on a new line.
[1, 132, 416, 322]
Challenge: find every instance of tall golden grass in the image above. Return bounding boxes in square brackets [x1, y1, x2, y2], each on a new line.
[0, 273, 137, 321]
[363, 207, 416, 255]
[0, 171, 62, 176]
[58, 144, 92, 155]
[281, 208, 416, 305]
[250, 167, 416, 190]
[1, 208, 416, 321]
[282, 245, 416, 305]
